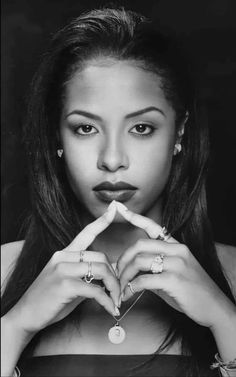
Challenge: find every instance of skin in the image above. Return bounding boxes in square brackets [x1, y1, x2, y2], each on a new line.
[59, 58, 183, 262]
[57, 59, 235, 359]
[2, 60, 185, 375]
[2, 59, 235, 375]
[60, 60, 178, 220]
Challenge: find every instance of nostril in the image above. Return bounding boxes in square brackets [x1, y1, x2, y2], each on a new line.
[97, 150, 129, 172]
[100, 163, 127, 172]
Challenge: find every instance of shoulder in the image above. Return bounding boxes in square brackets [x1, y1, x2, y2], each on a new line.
[215, 242, 236, 297]
[1, 240, 25, 292]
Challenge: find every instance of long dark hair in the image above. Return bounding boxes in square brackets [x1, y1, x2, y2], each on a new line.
[1, 6, 234, 373]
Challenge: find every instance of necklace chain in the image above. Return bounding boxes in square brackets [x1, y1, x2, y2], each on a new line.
[111, 290, 145, 323]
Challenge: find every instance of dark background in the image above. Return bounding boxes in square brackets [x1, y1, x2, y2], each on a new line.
[1, 0, 236, 245]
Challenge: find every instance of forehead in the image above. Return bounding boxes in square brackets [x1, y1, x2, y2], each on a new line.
[63, 59, 174, 116]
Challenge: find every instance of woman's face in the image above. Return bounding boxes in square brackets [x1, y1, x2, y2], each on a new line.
[60, 59, 177, 220]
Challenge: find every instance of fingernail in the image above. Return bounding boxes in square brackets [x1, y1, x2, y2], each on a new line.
[114, 306, 120, 316]
[114, 296, 120, 308]
[120, 292, 124, 302]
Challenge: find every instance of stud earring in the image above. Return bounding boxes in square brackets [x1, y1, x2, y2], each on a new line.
[174, 143, 182, 155]
[57, 149, 63, 158]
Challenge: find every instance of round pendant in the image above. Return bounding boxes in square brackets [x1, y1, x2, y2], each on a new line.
[108, 324, 126, 344]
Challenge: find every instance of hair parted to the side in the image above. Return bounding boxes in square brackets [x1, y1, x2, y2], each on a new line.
[1, 7, 235, 373]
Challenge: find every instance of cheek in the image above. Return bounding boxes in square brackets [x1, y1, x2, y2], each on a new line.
[63, 144, 96, 191]
[136, 138, 173, 174]
[134, 140, 174, 193]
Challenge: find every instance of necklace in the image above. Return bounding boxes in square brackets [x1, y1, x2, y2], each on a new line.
[108, 290, 145, 344]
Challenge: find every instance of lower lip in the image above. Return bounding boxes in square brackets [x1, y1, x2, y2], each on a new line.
[94, 189, 136, 203]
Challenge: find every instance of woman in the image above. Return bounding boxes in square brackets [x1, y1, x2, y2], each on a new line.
[1, 7, 236, 377]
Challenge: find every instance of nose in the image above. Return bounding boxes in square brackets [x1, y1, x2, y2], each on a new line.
[97, 137, 129, 172]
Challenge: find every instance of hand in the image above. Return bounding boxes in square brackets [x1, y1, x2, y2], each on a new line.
[7, 202, 121, 337]
[116, 204, 234, 329]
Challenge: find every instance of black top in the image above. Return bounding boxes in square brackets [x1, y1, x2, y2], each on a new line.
[18, 354, 218, 377]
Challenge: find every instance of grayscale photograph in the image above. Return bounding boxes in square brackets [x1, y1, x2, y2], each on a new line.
[1, 1, 236, 376]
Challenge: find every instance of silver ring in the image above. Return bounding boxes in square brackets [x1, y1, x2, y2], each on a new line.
[157, 226, 171, 241]
[84, 262, 94, 283]
[79, 250, 85, 262]
[127, 282, 135, 295]
[150, 254, 164, 274]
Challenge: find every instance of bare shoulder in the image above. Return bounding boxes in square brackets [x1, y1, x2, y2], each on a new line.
[1, 240, 25, 292]
[216, 242, 236, 297]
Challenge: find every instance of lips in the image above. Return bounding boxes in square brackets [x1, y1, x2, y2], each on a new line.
[93, 181, 137, 191]
[93, 181, 137, 203]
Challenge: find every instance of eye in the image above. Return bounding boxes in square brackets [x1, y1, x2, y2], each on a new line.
[75, 124, 98, 136]
[130, 124, 155, 136]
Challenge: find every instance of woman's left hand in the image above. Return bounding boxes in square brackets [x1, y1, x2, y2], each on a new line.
[116, 204, 235, 329]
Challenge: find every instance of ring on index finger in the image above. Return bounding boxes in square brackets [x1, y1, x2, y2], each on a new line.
[84, 262, 94, 284]
[157, 226, 171, 241]
[150, 254, 165, 274]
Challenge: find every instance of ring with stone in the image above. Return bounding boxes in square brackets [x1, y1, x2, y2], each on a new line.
[157, 227, 171, 241]
[84, 261, 94, 283]
[127, 281, 135, 295]
[150, 254, 165, 274]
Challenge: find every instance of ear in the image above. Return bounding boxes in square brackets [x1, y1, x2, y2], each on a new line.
[176, 111, 189, 143]
[56, 129, 62, 148]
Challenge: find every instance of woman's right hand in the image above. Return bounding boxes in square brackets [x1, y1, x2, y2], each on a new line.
[6, 202, 120, 337]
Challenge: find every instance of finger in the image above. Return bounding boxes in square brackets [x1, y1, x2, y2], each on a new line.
[55, 261, 120, 307]
[115, 203, 176, 242]
[122, 272, 171, 302]
[53, 250, 116, 276]
[120, 254, 182, 292]
[64, 202, 116, 252]
[117, 239, 180, 277]
[119, 252, 157, 292]
[70, 279, 119, 316]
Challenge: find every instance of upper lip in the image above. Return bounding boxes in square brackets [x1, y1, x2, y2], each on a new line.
[93, 181, 137, 191]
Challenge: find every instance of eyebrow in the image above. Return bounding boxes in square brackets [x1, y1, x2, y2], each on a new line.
[65, 106, 166, 121]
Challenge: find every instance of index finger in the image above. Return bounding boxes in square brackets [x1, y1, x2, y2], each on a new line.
[64, 202, 116, 252]
[115, 202, 177, 243]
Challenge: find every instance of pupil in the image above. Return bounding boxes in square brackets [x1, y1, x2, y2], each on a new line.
[137, 125, 146, 133]
[83, 125, 91, 132]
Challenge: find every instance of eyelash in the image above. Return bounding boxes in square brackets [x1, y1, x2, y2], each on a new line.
[73, 124, 156, 137]
[131, 124, 155, 137]
[74, 124, 97, 136]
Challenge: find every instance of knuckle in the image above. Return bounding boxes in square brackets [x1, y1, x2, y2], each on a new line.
[84, 223, 91, 232]
[54, 262, 67, 277]
[101, 262, 110, 275]
[135, 239, 146, 250]
[134, 253, 143, 268]
[51, 250, 62, 264]
[180, 244, 189, 257]
[100, 253, 108, 264]
[175, 257, 186, 271]
[83, 223, 94, 236]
